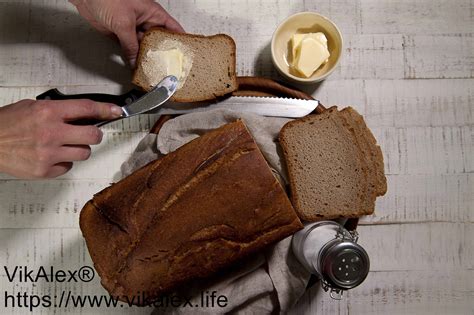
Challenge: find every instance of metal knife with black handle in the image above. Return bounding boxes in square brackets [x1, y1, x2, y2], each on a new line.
[36, 88, 145, 107]
[36, 75, 178, 127]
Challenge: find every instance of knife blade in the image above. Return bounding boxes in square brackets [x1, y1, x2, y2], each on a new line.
[96, 75, 178, 127]
[36, 76, 178, 127]
[155, 96, 319, 118]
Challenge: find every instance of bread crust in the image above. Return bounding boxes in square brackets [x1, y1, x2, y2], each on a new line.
[279, 107, 386, 221]
[341, 108, 387, 195]
[80, 120, 302, 304]
[132, 27, 238, 102]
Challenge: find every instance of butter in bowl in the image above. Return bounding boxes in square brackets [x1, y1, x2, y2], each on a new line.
[271, 12, 343, 84]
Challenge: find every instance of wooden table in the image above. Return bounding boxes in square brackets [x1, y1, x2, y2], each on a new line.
[0, 0, 472, 314]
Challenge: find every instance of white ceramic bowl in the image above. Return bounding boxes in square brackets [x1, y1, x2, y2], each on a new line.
[271, 12, 343, 84]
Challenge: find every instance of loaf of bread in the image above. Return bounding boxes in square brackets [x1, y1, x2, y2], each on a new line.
[80, 120, 302, 304]
[279, 107, 386, 221]
[132, 27, 238, 102]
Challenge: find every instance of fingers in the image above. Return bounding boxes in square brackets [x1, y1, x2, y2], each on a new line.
[45, 162, 73, 178]
[115, 20, 140, 67]
[71, 2, 111, 35]
[162, 15, 185, 33]
[141, 6, 185, 33]
[56, 145, 92, 162]
[32, 144, 94, 179]
[39, 99, 123, 121]
[36, 145, 94, 178]
[141, 16, 184, 33]
[60, 124, 104, 145]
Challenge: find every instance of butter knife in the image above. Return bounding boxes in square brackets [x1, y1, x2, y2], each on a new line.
[36, 75, 178, 127]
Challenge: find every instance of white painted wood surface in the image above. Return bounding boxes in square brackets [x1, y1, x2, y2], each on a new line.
[0, 0, 472, 314]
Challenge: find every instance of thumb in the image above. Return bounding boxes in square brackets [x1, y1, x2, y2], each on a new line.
[116, 23, 139, 67]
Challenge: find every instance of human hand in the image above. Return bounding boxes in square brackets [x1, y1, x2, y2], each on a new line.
[0, 99, 123, 179]
[69, 0, 184, 67]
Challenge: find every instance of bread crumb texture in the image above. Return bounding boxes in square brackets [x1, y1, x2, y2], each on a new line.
[279, 107, 387, 221]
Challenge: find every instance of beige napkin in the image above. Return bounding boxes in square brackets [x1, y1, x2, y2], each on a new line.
[120, 109, 311, 314]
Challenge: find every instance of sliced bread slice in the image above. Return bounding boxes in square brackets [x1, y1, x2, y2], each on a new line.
[333, 109, 376, 215]
[132, 27, 237, 102]
[341, 108, 387, 195]
[279, 108, 370, 221]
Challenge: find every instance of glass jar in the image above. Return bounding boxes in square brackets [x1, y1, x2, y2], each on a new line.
[292, 221, 370, 299]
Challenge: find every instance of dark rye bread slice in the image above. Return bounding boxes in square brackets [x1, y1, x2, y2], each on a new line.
[132, 27, 237, 102]
[80, 120, 302, 304]
[279, 109, 370, 221]
[340, 108, 387, 195]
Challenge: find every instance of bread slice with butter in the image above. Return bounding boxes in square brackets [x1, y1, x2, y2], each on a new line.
[133, 28, 238, 102]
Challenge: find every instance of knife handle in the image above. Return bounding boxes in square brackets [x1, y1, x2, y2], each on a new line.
[35, 89, 130, 127]
[35, 88, 144, 107]
[35, 89, 145, 127]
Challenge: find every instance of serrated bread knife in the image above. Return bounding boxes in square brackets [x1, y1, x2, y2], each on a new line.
[157, 96, 319, 118]
[36, 84, 318, 121]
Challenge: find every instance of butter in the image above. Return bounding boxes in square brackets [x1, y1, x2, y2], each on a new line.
[146, 48, 185, 81]
[291, 32, 330, 78]
[142, 41, 193, 89]
[291, 33, 328, 59]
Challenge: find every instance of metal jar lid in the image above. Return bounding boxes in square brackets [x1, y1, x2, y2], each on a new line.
[320, 240, 370, 290]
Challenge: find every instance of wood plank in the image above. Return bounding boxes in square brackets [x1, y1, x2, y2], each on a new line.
[0, 1, 95, 44]
[0, 180, 109, 229]
[364, 79, 474, 127]
[356, 223, 473, 271]
[0, 228, 87, 270]
[361, 174, 474, 224]
[404, 35, 473, 79]
[0, 42, 132, 87]
[0, 86, 123, 104]
[292, 270, 474, 315]
[298, 0, 362, 34]
[304, 79, 366, 108]
[170, 0, 361, 35]
[374, 126, 473, 176]
[360, 0, 473, 35]
[0, 2, 133, 87]
[334, 34, 405, 80]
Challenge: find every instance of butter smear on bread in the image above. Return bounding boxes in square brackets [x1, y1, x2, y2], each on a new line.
[291, 32, 330, 78]
[142, 40, 193, 89]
